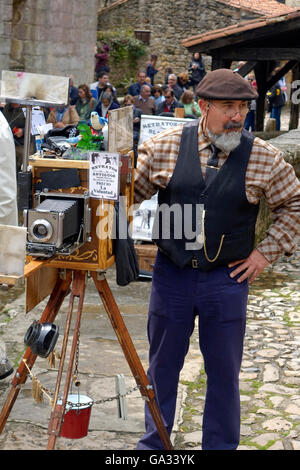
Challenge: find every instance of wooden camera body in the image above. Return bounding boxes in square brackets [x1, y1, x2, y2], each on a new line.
[25, 107, 134, 312]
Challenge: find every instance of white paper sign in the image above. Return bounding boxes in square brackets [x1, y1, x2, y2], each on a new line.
[89, 151, 120, 200]
[132, 194, 158, 241]
[22, 106, 47, 135]
[139, 114, 193, 144]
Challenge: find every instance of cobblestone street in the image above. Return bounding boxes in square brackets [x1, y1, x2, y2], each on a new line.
[175, 245, 300, 451]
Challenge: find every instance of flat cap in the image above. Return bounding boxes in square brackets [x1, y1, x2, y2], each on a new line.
[196, 68, 258, 100]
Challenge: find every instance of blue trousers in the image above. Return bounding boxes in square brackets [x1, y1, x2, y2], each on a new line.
[270, 106, 282, 131]
[137, 251, 248, 450]
[244, 110, 255, 132]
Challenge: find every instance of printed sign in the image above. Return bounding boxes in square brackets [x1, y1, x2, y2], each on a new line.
[22, 106, 47, 135]
[139, 114, 193, 144]
[132, 194, 158, 241]
[89, 151, 120, 201]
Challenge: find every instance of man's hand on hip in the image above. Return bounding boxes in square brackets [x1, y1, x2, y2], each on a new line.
[228, 249, 270, 284]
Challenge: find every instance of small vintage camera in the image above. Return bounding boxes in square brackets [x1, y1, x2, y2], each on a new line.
[23, 192, 91, 258]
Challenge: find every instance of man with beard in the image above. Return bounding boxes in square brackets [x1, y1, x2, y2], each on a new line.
[134, 68, 300, 450]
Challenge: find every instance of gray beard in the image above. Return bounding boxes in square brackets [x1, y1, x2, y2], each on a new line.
[207, 129, 242, 154]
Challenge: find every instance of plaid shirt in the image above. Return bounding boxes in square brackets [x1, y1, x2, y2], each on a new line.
[134, 119, 300, 264]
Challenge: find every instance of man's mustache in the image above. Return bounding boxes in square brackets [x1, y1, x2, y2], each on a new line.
[223, 122, 243, 130]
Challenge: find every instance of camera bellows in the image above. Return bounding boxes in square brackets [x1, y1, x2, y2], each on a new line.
[27, 198, 81, 248]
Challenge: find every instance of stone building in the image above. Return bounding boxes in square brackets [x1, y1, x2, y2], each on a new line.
[0, 0, 99, 86]
[98, 0, 300, 81]
[1, 0, 299, 87]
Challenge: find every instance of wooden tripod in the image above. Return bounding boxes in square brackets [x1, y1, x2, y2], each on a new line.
[0, 269, 173, 450]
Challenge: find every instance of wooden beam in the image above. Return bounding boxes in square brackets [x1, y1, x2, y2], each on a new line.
[185, 18, 300, 54]
[211, 56, 232, 70]
[266, 60, 297, 89]
[219, 48, 300, 61]
[237, 61, 257, 77]
[289, 62, 300, 130]
[254, 61, 275, 131]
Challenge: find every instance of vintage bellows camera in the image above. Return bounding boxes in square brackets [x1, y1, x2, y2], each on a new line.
[23, 192, 91, 258]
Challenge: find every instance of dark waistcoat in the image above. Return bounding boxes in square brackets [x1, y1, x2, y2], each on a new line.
[152, 119, 259, 270]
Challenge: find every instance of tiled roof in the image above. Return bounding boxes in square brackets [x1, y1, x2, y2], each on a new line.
[182, 9, 300, 49]
[218, 0, 297, 16]
[99, 0, 299, 15]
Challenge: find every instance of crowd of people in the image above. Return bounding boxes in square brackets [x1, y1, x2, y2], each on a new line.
[0, 49, 289, 172]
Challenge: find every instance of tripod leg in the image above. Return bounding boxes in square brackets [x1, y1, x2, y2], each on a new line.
[0, 270, 72, 434]
[47, 271, 86, 450]
[91, 272, 173, 451]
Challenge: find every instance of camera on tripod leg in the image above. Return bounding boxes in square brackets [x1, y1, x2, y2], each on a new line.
[23, 191, 91, 258]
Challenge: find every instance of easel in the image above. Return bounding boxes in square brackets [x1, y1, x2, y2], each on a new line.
[0, 262, 173, 450]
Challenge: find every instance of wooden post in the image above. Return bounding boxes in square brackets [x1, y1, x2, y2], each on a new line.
[254, 62, 269, 131]
[289, 62, 300, 130]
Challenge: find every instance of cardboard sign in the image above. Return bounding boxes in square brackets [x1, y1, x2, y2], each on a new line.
[108, 106, 133, 153]
[89, 151, 120, 201]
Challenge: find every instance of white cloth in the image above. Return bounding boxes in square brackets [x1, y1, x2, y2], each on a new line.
[0, 112, 18, 225]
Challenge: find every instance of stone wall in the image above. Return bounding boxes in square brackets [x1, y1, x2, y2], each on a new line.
[0, 0, 13, 73]
[0, 0, 99, 87]
[98, 0, 260, 82]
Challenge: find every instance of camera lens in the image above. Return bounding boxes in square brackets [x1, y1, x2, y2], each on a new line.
[34, 223, 47, 237]
[29, 219, 53, 242]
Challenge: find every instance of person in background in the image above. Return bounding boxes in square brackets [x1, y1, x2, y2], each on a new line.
[2, 102, 34, 171]
[188, 52, 206, 95]
[244, 75, 257, 132]
[133, 84, 156, 115]
[103, 84, 120, 105]
[180, 89, 202, 118]
[156, 88, 184, 115]
[177, 72, 190, 95]
[69, 77, 78, 106]
[167, 74, 183, 100]
[151, 86, 164, 107]
[90, 72, 117, 104]
[47, 103, 79, 128]
[95, 91, 120, 118]
[75, 84, 97, 123]
[164, 66, 173, 85]
[94, 44, 110, 77]
[128, 71, 148, 97]
[123, 94, 142, 167]
[146, 54, 162, 86]
[267, 74, 286, 131]
[0, 112, 17, 225]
